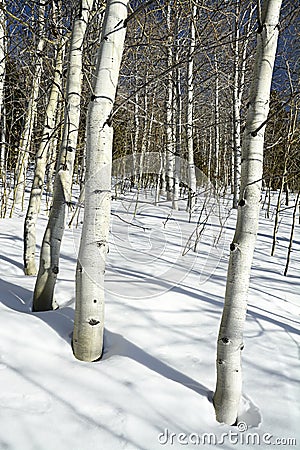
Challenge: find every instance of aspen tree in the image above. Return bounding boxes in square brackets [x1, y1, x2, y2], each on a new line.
[232, 3, 255, 209]
[214, 0, 282, 425]
[11, 1, 46, 213]
[73, 0, 129, 361]
[213, 54, 219, 188]
[24, 42, 65, 275]
[0, 0, 5, 127]
[186, 5, 197, 212]
[0, 0, 6, 203]
[166, 0, 175, 203]
[33, 0, 93, 311]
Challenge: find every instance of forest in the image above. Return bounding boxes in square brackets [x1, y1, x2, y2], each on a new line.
[0, 0, 299, 449]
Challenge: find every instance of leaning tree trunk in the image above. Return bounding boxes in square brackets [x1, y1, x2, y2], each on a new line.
[214, 0, 282, 425]
[33, 0, 93, 311]
[24, 42, 65, 275]
[73, 0, 128, 362]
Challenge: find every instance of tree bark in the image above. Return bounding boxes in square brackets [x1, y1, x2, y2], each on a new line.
[10, 1, 46, 213]
[186, 5, 196, 212]
[166, 0, 175, 203]
[33, 0, 93, 311]
[214, 0, 282, 425]
[73, 0, 128, 362]
[284, 191, 300, 276]
[24, 42, 65, 275]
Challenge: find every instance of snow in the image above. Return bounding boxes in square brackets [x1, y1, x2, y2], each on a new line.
[0, 188, 299, 450]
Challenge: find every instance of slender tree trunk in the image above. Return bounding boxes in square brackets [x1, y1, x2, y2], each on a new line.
[24, 42, 65, 275]
[10, 2, 46, 213]
[232, 2, 241, 209]
[214, 0, 282, 425]
[232, 4, 254, 208]
[213, 54, 219, 188]
[166, 1, 174, 202]
[73, 0, 128, 362]
[284, 191, 300, 276]
[186, 5, 196, 212]
[173, 66, 181, 211]
[33, 0, 93, 311]
[0, 0, 5, 128]
[0, 3, 6, 216]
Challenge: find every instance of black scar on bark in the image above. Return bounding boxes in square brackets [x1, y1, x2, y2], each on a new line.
[89, 319, 100, 326]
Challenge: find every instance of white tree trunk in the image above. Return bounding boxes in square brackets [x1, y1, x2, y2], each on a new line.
[166, 1, 174, 203]
[214, 0, 282, 425]
[232, 4, 255, 208]
[33, 0, 93, 311]
[0, 1, 5, 130]
[24, 42, 65, 275]
[73, 0, 128, 362]
[213, 54, 219, 187]
[0, 0, 6, 194]
[11, 2, 46, 213]
[284, 190, 300, 276]
[232, 2, 241, 209]
[186, 5, 196, 211]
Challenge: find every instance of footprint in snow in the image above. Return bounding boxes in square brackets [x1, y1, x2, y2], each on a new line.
[238, 393, 262, 428]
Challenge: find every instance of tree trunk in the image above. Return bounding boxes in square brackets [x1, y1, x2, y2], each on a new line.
[0, 3, 6, 216]
[283, 190, 299, 276]
[232, 4, 254, 208]
[166, 1, 174, 203]
[213, 54, 219, 188]
[24, 42, 65, 275]
[214, 0, 282, 425]
[186, 5, 196, 212]
[10, 1, 46, 214]
[73, 0, 128, 362]
[0, 0, 5, 128]
[33, 0, 93, 311]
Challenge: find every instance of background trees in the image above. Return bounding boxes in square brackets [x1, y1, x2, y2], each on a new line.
[0, 0, 299, 425]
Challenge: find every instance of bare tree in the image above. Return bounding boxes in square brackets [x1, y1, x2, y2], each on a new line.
[10, 1, 46, 213]
[24, 41, 65, 275]
[214, 0, 282, 425]
[33, 0, 93, 311]
[73, 0, 129, 361]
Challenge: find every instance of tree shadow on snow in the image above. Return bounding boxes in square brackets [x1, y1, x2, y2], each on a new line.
[0, 277, 74, 343]
[102, 328, 213, 401]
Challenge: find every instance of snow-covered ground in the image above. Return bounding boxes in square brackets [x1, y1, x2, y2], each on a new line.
[0, 187, 299, 450]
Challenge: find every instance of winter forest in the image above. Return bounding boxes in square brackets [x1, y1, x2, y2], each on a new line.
[0, 0, 299, 448]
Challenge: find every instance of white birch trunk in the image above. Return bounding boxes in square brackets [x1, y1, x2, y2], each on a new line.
[11, 2, 46, 212]
[232, 3, 241, 209]
[186, 6, 196, 211]
[232, 5, 255, 208]
[24, 42, 64, 275]
[166, 1, 174, 202]
[284, 191, 300, 276]
[214, 0, 282, 425]
[0, 1, 5, 130]
[73, 0, 128, 362]
[0, 0, 6, 196]
[33, 0, 93, 311]
[213, 54, 219, 188]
